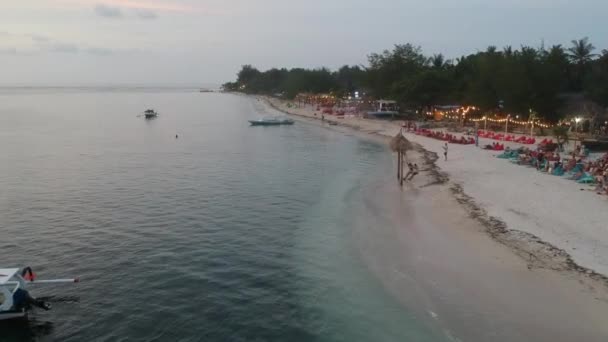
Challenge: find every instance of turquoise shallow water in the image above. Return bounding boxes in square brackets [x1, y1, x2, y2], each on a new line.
[0, 90, 447, 341]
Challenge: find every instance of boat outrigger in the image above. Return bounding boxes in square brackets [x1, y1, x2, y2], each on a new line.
[143, 109, 159, 119]
[248, 117, 295, 126]
[0, 267, 79, 321]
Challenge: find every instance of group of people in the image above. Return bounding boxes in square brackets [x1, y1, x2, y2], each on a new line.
[484, 142, 506, 151]
[512, 144, 608, 195]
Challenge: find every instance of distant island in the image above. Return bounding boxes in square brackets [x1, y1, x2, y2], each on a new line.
[223, 39, 608, 126]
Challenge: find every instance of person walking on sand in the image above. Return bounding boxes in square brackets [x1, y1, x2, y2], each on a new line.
[443, 143, 448, 161]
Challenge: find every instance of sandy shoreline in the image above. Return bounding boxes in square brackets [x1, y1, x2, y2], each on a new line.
[252, 95, 608, 340]
[260, 95, 608, 279]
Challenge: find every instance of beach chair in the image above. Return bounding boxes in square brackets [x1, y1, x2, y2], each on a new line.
[564, 164, 584, 178]
[552, 166, 565, 176]
[577, 174, 596, 184]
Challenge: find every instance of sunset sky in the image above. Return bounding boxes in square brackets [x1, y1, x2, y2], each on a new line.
[1, 0, 607, 86]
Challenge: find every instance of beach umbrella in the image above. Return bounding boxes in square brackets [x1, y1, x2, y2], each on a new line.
[390, 130, 413, 186]
[390, 131, 413, 152]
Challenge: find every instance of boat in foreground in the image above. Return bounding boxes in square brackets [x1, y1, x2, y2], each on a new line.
[249, 117, 295, 126]
[0, 267, 79, 321]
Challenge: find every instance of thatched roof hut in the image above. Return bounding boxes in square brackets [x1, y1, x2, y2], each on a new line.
[390, 131, 413, 152]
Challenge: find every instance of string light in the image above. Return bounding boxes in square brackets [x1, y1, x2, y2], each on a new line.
[469, 115, 552, 127]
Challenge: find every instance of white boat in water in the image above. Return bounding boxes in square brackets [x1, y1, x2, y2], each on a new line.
[0, 267, 79, 321]
[249, 117, 295, 126]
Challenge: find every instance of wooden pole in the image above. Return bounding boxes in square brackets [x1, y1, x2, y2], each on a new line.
[397, 151, 401, 181]
[399, 151, 404, 187]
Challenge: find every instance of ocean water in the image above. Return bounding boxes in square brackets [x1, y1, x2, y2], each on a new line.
[0, 90, 447, 341]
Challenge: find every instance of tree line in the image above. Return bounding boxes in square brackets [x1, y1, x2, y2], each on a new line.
[222, 38, 608, 123]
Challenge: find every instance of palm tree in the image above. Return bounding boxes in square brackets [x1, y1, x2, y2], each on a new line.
[429, 54, 445, 69]
[567, 37, 597, 65]
[567, 37, 597, 90]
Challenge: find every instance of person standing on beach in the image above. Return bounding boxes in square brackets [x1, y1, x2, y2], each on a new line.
[443, 143, 448, 161]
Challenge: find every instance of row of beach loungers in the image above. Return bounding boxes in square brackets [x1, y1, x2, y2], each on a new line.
[478, 131, 537, 144]
[497, 149, 606, 187]
[414, 129, 476, 145]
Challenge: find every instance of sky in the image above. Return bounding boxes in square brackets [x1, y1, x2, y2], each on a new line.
[1, 0, 607, 86]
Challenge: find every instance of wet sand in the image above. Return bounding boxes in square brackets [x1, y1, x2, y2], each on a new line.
[353, 152, 608, 341]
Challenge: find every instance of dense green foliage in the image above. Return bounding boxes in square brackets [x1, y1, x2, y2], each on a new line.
[223, 39, 608, 122]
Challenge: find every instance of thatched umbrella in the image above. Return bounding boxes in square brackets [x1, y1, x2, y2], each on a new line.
[390, 130, 413, 186]
[390, 131, 413, 152]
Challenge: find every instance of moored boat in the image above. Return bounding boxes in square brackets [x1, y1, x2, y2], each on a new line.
[249, 117, 295, 126]
[144, 109, 158, 119]
[0, 267, 79, 321]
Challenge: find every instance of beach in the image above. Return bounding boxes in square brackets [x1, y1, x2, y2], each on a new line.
[2, 89, 608, 341]
[261, 95, 608, 340]
[264, 97, 608, 277]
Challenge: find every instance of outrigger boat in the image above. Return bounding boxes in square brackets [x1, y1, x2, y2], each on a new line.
[248, 117, 295, 126]
[0, 267, 79, 321]
[143, 109, 159, 119]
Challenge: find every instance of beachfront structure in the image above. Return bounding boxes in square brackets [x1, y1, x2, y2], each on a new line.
[367, 100, 399, 119]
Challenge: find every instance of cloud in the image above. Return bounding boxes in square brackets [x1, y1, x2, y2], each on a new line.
[85, 47, 114, 55]
[0, 47, 18, 55]
[0, 30, 121, 56]
[135, 9, 158, 19]
[94, 4, 123, 18]
[101, 0, 193, 12]
[50, 43, 80, 53]
[56, 0, 204, 13]
[30, 34, 51, 43]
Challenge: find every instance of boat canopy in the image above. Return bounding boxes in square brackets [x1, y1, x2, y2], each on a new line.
[0, 269, 19, 285]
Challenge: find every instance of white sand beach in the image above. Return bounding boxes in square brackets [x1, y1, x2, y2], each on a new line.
[258, 96, 608, 340]
[263, 97, 608, 278]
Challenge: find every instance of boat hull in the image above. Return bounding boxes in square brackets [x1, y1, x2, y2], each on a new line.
[249, 120, 294, 126]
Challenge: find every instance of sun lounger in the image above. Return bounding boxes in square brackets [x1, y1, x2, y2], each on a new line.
[577, 174, 596, 184]
[552, 166, 565, 176]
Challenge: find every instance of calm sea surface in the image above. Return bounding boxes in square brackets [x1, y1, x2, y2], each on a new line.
[0, 90, 447, 341]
